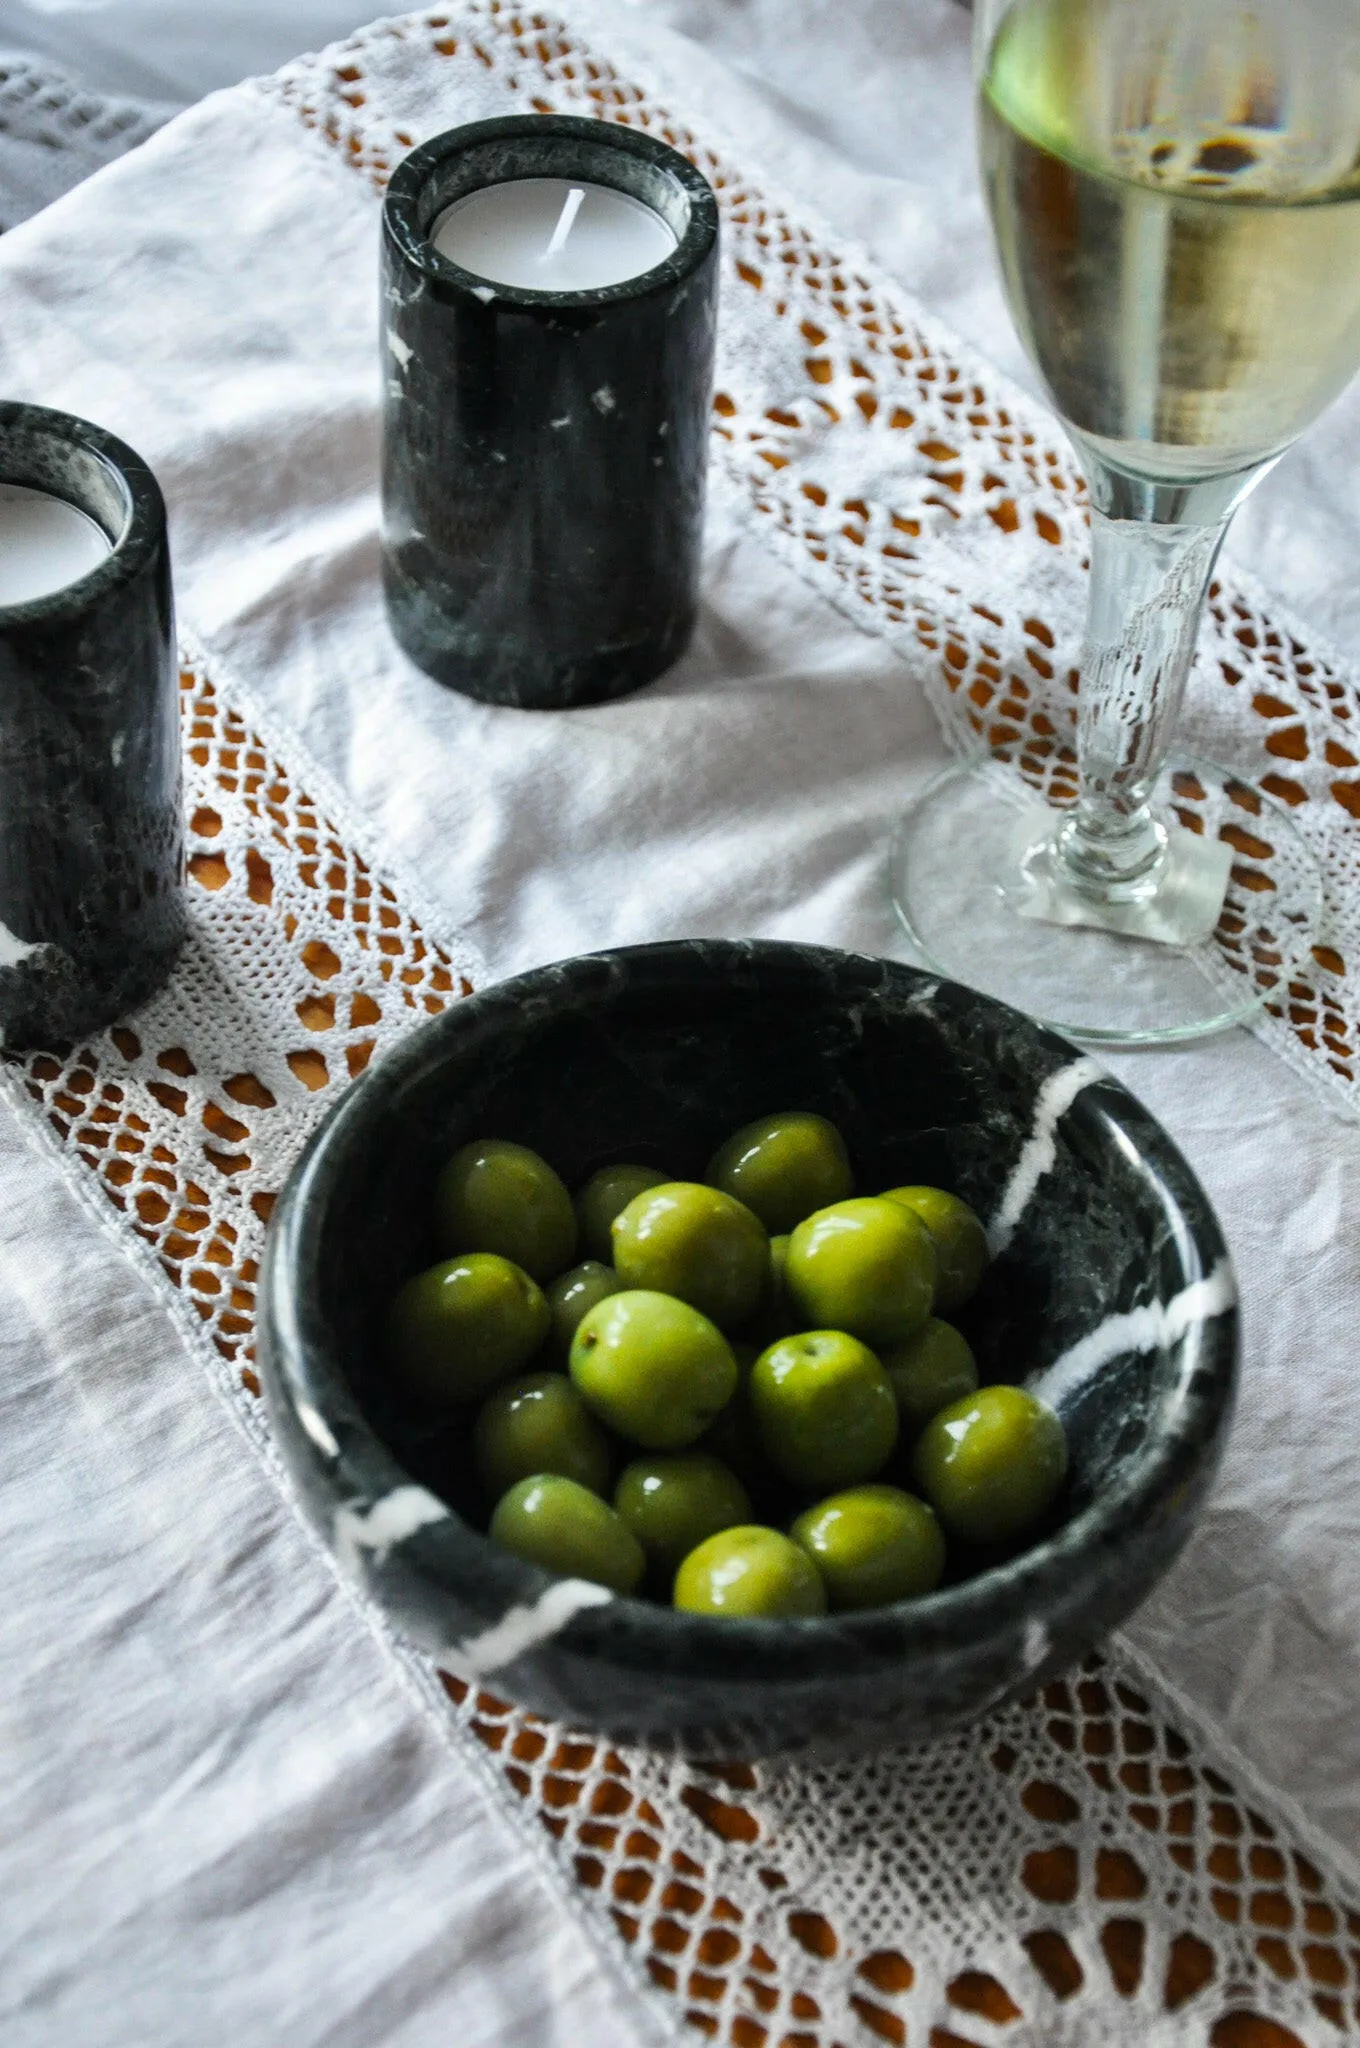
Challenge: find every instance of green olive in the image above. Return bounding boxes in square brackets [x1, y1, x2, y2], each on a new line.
[749, 1330, 898, 1491]
[546, 1260, 620, 1361]
[790, 1484, 945, 1610]
[570, 1289, 738, 1449]
[489, 1474, 644, 1593]
[575, 1163, 669, 1264]
[673, 1525, 827, 1618]
[611, 1181, 768, 1332]
[785, 1197, 937, 1348]
[614, 1453, 752, 1578]
[386, 1253, 549, 1406]
[435, 1139, 576, 1284]
[881, 1186, 989, 1314]
[911, 1385, 1068, 1546]
[474, 1372, 612, 1500]
[880, 1318, 979, 1430]
[705, 1111, 853, 1234]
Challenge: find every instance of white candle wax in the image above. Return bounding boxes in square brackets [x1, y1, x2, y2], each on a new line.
[0, 482, 111, 607]
[432, 177, 678, 292]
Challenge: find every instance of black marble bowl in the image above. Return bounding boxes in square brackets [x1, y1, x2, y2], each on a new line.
[260, 941, 1237, 1757]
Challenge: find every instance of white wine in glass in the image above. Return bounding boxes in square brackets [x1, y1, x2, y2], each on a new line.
[891, 0, 1360, 1043]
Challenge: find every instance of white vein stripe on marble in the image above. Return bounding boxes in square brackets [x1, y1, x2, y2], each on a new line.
[454, 1580, 615, 1679]
[1032, 1260, 1238, 1410]
[297, 1399, 340, 1460]
[334, 1485, 450, 1578]
[988, 1056, 1106, 1256]
[0, 918, 46, 970]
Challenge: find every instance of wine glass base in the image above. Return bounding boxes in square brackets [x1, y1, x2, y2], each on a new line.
[889, 755, 1324, 1046]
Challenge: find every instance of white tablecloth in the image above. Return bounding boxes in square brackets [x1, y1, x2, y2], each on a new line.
[2, 4, 1359, 2042]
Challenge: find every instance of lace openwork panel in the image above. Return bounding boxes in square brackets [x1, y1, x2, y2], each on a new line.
[6, 641, 1356, 2046]
[2, 6, 1358, 2045]
[268, 0, 1360, 1122]
[8, 653, 476, 1376]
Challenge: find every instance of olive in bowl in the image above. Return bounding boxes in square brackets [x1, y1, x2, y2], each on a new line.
[259, 940, 1237, 1758]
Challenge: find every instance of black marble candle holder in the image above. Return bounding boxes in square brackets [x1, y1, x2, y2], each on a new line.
[260, 941, 1238, 1758]
[381, 116, 720, 709]
[0, 403, 183, 1049]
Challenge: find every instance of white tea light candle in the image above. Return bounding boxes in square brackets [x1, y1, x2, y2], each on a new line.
[0, 482, 111, 607]
[432, 177, 678, 291]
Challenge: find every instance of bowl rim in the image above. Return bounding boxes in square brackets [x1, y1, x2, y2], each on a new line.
[261, 939, 1239, 1678]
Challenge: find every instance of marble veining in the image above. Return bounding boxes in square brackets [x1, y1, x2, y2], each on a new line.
[260, 940, 1239, 1757]
[297, 1399, 340, 1460]
[334, 1484, 450, 1579]
[455, 1580, 616, 1679]
[1021, 1617, 1051, 1673]
[1032, 1257, 1238, 1410]
[0, 402, 184, 1048]
[987, 1054, 1106, 1256]
[380, 117, 720, 709]
[0, 917, 45, 969]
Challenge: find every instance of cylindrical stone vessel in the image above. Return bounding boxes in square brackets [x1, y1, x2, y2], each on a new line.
[381, 115, 720, 709]
[0, 403, 183, 1048]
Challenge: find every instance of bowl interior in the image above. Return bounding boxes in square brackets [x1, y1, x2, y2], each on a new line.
[303, 947, 1226, 1558]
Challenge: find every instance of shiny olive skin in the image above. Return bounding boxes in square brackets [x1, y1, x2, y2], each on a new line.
[575, 1163, 669, 1264]
[749, 1330, 899, 1491]
[673, 1525, 827, 1618]
[790, 1484, 945, 1610]
[880, 1317, 979, 1430]
[435, 1139, 577, 1284]
[785, 1197, 937, 1348]
[911, 1385, 1068, 1546]
[611, 1182, 768, 1332]
[614, 1453, 752, 1577]
[474, 1372, 613, 1501]
[546, 1260, 620, 1361]
[570, 1289, 738, 1450]
[705, 1111, 853, 1235]
[386, 1253, 549, 1406]
[881, 1186, 989, 1315]
[489, 1474, 645, 1593]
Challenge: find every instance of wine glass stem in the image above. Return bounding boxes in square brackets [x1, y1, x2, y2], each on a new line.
[1058, 500, 1230, 898]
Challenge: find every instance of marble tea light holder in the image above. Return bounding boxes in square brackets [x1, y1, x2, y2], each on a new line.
[0, 402, 184, 1048]
[381, 116, 720, 709]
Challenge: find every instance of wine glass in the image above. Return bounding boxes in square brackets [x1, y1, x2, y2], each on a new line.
[890, 0, 1360, 1042]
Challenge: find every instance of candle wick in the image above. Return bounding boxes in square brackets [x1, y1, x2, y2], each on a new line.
[542, 186, 586, 262]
